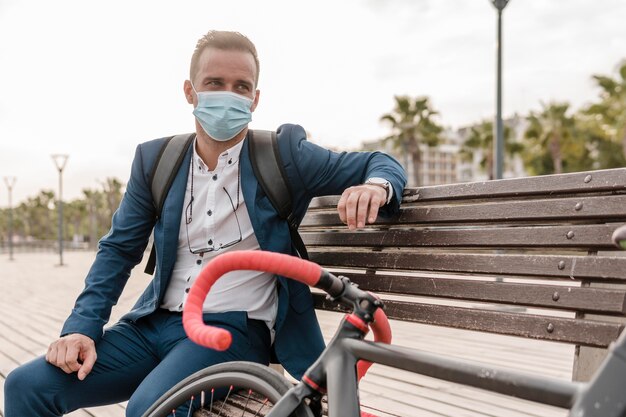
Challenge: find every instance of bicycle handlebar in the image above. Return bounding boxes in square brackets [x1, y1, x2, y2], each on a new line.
[183, 250, 391, 355]
[183, 250, 322, 351]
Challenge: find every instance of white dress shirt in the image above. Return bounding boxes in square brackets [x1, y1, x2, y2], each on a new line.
[161, 139, 277, 334]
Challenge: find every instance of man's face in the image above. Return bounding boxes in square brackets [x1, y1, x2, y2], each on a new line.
[185, 47, 259, 112]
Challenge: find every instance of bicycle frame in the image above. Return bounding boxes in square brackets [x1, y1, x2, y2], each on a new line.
[268, 312, 626, 417]
[183, 250, 626, 417]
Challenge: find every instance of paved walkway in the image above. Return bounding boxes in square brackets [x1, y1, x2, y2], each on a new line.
[0, 252, 571, 416]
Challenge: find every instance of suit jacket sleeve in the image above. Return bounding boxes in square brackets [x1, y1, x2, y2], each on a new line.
[60, 144, 157, 342]
[277, 124, 407, 217]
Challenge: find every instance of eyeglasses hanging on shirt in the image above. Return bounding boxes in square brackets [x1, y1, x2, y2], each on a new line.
[184, 157, 243, 256]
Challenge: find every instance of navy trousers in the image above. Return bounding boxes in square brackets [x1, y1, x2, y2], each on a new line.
[4, 310, 271, 417]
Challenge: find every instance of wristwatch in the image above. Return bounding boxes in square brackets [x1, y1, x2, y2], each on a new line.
[365, 177, 391, 203]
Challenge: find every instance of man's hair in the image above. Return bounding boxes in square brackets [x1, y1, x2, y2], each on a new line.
[190, 30, 260, 86]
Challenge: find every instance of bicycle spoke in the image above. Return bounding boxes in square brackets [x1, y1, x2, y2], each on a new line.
[146, 363, 309, 417]
[217, 385, 234, 416]
[241, 389, 252, 417]
[252, 398, 269, 417]
[186, 395, 194, 417]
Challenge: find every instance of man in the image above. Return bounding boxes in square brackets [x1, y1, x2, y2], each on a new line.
[5, 30, 406, 416]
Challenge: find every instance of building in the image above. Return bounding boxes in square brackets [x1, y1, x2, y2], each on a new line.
[361, 114, 528, 187]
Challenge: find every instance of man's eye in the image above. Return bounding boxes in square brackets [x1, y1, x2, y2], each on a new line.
[236, 84, 250, 92]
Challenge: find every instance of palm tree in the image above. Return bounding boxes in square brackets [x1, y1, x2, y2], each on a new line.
[460, 120, 522, 180]
[64, 199, 88, 242]
[83, 188, 103, 250]
[380, 96, 443, 186]
[523, 102, 591, 175]
[587, 60, 626, 159]
[576, 109, 625, 170]
[100, 177, 124, 220]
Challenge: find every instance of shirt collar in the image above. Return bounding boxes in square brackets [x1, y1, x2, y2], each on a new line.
[192, 137, 246, 171]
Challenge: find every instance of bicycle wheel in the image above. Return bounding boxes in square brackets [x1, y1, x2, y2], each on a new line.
[142, 361, 314, 417]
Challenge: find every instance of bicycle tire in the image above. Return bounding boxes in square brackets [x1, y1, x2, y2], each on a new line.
[141, 361, 314, 417]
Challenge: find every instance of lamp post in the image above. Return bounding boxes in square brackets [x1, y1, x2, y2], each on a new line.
[3, 177, 16, 260]
[51, 154, 69, 266]
[491, 0, 510, 180]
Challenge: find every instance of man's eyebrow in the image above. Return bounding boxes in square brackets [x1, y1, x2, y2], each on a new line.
[202, 76, 223, 83]
[236, 79, 254, 87]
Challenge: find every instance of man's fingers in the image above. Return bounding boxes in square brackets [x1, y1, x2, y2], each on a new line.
[367, 189, 385, 223]
[337, 185, 388, 229]
[46, 334, 96, 378]
[344, 190, 362, 230]
[55, 345, 73, 374]
[46, 343, 56, 364]
[65, 343, 81, 372]
[337, 192, 348, 224]
[356, 192, 371, 228]
[78, 347, 97, 381]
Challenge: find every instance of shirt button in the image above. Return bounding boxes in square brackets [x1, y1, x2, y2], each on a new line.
[212, 175, 218, 181]
[207, 210, 212, 216]
[185, 288, 190, 293]
[228, 159, 232, 164]
[208, 239, 213, 245]
[196, 259, 201, 265]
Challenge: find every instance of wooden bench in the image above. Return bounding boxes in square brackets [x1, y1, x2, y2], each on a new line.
[200, 168, 626, 417]
[301, 167, 626, 384]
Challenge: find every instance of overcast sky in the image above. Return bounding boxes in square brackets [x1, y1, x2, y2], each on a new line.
[1, 0, 625, 204]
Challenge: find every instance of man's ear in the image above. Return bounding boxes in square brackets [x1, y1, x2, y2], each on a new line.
[251, 89, 260, 112]
[184, 80, 194, 105]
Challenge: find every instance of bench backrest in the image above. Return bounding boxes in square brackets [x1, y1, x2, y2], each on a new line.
[301, 168, 626, 358]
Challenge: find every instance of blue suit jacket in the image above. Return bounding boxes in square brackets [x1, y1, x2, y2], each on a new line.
[61, 123, 407, 379]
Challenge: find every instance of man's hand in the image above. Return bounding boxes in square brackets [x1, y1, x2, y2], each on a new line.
[337, 184, 387, 230]
[46, 333, 97, 380]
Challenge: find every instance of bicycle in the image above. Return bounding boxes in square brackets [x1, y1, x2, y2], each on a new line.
[143, 226, 626, 417]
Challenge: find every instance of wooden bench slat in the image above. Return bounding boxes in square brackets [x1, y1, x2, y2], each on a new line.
[402, 168, 626, 202]
[302, 223, 620, 249]
[302, 194, 626, 227]
[335, 273, 626, 314]
[307, 168, 626, 208]
[309, 251, 626, 281]
[313, 295, 623, 348]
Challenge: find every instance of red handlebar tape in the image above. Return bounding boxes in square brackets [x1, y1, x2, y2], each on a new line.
[183, 251, 323, 351]
[357, 308, 392, 380]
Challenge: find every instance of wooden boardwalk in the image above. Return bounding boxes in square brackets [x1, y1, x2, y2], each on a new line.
[0, 252, 571, 417]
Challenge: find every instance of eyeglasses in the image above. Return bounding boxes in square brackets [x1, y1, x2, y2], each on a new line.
[184, 159, 242, 256]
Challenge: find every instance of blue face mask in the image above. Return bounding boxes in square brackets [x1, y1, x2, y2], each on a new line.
[192, 86, 254, 141]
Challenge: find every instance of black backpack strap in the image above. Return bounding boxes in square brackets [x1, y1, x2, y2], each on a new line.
[144, 133, 195, 275]
[248, 130, 309, 259]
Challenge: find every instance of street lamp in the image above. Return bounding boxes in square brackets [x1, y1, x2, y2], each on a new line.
[3, 177, 16, 260]
[51, 154, 69, 266]
[491, 0, 510, 180]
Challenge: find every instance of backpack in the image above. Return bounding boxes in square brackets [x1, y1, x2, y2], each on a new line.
[144, 130, 308, 275]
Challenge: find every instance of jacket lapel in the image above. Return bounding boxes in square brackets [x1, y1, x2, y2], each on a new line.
[241, 135, 264, 247]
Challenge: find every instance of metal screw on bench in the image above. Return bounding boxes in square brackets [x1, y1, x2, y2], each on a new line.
[51, 154, 69, 266]
[3, 176, 16, 261]
[490, 0, 511, 180]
